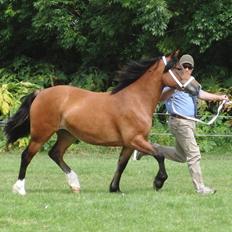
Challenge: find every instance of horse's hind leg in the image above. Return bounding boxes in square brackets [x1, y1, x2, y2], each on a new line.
[12, 140, 43, 195]
[131, 136, 168, 191]
[110, 147, 134, 193]
[48, 130, 80, 192]
[153, 154, 168, 191]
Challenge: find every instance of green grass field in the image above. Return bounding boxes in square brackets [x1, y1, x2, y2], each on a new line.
[0, 144, 232, 232]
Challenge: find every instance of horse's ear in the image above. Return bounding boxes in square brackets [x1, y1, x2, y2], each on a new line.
[166, 49, 180, 59]
[171, 49, 180, 58]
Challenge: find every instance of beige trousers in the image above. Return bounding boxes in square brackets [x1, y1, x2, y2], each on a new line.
[156, 116, 204, 190]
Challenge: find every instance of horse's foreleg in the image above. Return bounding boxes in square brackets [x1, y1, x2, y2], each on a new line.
[13, 141, 42, 195]
[131, 136, 168, 191]
[48, 130, 80, 192]
[110, 147, 133, 193]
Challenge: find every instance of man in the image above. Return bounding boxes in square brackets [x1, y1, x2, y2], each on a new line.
[137, 54, 229, 195]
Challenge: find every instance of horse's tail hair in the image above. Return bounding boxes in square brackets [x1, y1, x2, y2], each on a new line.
[4, 91, 38, 144]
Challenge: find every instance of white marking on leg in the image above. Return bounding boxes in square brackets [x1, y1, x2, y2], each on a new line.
[66, 170, 80, 192]
[12, 179, 26, 196]
[132, 150, 139, 160]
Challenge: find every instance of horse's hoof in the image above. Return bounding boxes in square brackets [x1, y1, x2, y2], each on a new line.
[12, 183, 26, 196]
[153, 180, 164, 191]
[70, 186, 80, 193]
[153, 175, 168, 191]
[109, 186, 121, 193]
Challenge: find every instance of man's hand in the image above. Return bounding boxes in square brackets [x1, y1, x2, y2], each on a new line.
[219, 95, 229, 101]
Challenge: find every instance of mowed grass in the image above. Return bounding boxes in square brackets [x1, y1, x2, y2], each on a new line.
[0, 144, 232, 232]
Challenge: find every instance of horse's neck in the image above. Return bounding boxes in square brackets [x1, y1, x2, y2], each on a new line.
[141, 74, 163, 114]
[124, 70, 164, 115]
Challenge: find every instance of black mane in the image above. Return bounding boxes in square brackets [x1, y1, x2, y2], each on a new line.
[111, 57, 161, 94]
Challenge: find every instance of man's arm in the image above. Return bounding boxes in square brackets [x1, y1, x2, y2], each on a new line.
[160, 88, 175, 102]
[198, 90, 228, 101]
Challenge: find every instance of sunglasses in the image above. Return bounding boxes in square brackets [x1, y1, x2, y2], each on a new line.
[183, 64, 193, 70]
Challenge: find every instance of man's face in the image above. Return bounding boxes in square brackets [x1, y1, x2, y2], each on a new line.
[182, 63, 193, 75]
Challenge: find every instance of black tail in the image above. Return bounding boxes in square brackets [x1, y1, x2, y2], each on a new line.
[4, 92, 38, 144]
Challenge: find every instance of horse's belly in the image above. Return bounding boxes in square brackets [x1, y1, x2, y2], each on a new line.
[70, 129, 123, 146]
[79, 135, 123, 146]
[62, 115, 123, 146]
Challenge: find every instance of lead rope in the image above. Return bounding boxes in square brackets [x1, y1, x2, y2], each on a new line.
[171, 99, 231, 125]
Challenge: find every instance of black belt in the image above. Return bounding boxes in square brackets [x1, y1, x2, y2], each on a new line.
[170, 114, 187, 119]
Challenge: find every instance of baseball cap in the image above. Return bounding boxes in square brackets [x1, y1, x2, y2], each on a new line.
[179, 54, 194, 67]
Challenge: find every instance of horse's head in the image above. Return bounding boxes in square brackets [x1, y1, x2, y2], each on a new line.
[161, 50, 201, 96]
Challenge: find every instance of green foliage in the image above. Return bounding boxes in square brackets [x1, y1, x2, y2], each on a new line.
[196, 115, 232, 152]
[0, 80, 41, 150]
[0, 81, 41, 118]
[0, 84, 13, 116]
[32, 0, 84, 49]
[71, 68, 110, 91]
[0, 56, 59, 87]
[187, 1, 232, 52]
[1, 0, 231, 90]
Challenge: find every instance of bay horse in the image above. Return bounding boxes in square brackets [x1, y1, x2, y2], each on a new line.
[4, 51, 201, 195]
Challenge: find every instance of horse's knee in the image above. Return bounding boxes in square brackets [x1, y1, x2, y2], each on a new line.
[22, 141, 41, 163]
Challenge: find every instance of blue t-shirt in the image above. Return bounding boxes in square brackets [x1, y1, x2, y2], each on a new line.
[165, 87, 199, 117]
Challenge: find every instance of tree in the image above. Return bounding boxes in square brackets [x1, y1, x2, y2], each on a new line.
[0, 0, 231, 90]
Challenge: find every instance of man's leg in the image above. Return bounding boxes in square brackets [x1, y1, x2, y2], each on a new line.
[171, 119, 215, 194]
[134, 143, 185, 162]
[153, 142, 186, 163]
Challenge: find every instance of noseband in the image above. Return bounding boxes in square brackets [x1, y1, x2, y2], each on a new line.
[162, 56, 195, 89]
